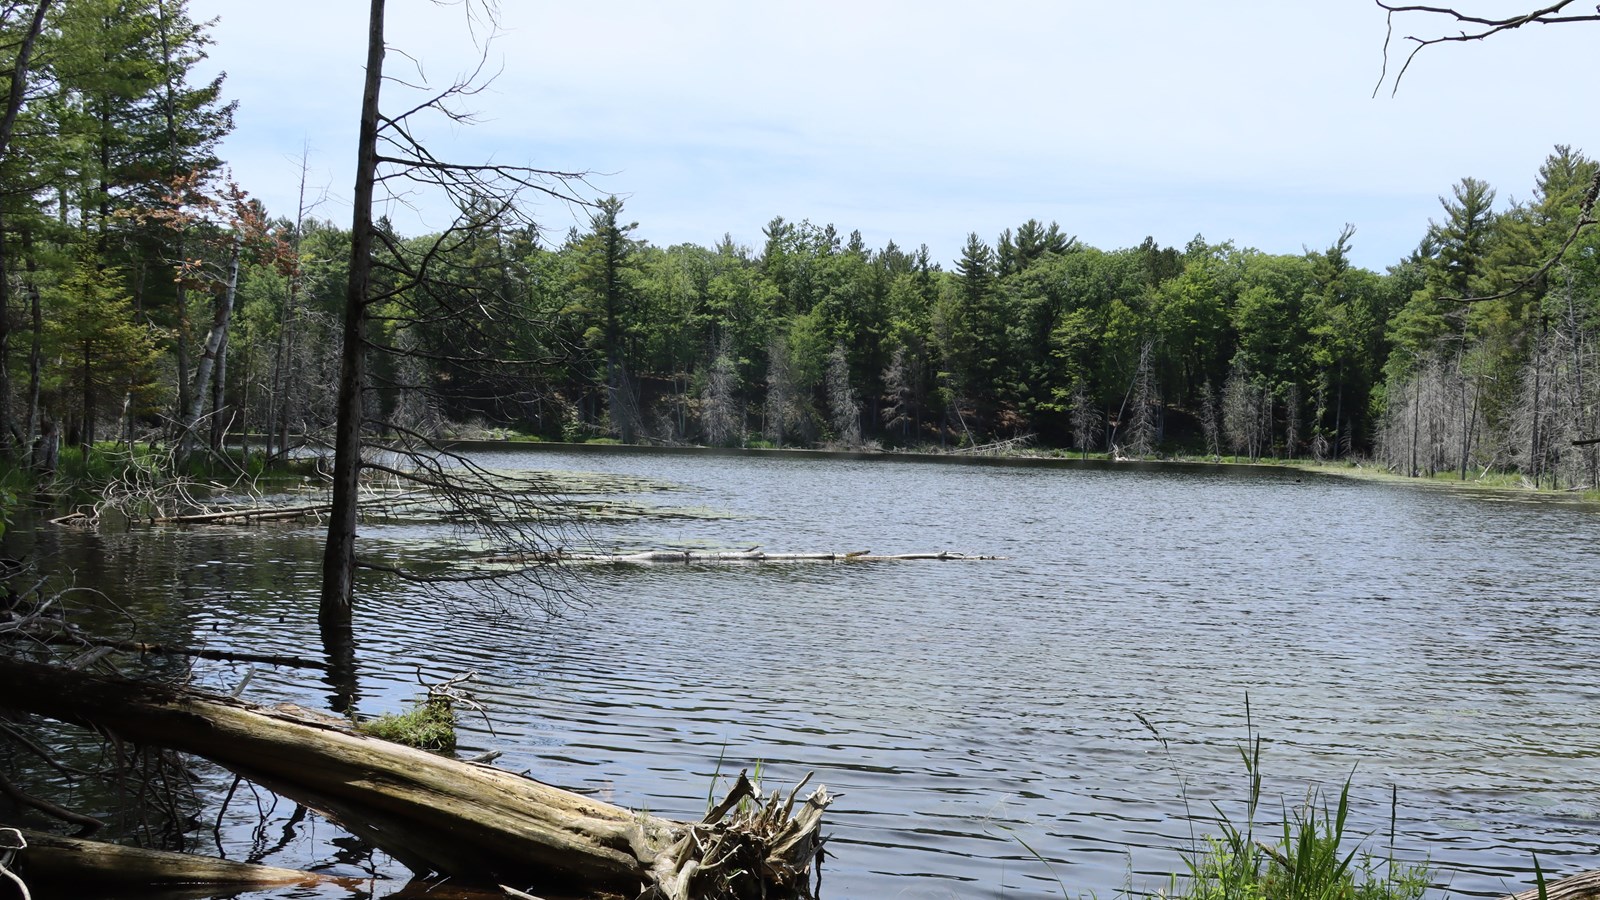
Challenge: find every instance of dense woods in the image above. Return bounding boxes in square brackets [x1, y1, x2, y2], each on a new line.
[0, 2, 1597, 493]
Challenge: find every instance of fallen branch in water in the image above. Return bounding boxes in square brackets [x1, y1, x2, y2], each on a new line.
[156, 488, 430, 525]
[25, 632, 327, 670]
[504, 548, 1004, 565]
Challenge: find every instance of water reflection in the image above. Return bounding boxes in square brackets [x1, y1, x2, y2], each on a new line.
[8, 451, 1600, 899]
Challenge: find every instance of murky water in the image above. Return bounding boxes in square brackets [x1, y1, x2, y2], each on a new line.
[9, 449, 1600, 898]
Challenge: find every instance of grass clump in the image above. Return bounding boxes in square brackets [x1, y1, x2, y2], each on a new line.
[358, 695, 457, 752]
[1168, 710, 1431, 900]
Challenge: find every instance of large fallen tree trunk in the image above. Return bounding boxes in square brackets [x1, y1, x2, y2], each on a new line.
[0, 658, 830, 899]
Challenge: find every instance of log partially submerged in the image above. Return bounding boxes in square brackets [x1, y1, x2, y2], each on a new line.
[541, 548, 1002, 564]
[1503, 869, 1600, 900]
[8, 828, 347, 891]
[0, 658, 829, 899]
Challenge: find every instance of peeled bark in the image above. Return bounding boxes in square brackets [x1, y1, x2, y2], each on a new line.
[0, 659, 830, 898]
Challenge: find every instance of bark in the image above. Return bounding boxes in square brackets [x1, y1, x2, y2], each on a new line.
[322, 0, 386, 633]
[0, 659, 831, 898]
[7, 828, 338, 892]
[178, 234, 241, 462]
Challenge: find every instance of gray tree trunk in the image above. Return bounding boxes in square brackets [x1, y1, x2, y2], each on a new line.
[321, 0, 386, 634]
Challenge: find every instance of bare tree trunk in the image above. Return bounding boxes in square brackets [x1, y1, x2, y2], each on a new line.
[1532, 326, 1545, 487]
[0, 219, 13, 449]
[209, 330, 229, 453]
[266, 153, 311, 462]
[322, 0, 386, 634]
[1410, 362, 1421, 477]
[80, 338, 94, 452]
[179, 235, 241, 462]
[24, 226, 41, 461]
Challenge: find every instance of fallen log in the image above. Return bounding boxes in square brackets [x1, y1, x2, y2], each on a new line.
[520, 548, 1003, 565]
[0, 658, 830, 898]
[6, 827, 347, 892]
[1503, 868, 1600, 900]
[26, 631, 327, 669]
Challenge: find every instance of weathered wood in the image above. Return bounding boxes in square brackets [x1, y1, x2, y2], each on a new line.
[0, 659, 830, 898]
[1503, 869, 1600, 900]
[541, 548, 1002, 565]
[8, 828, 342, 889]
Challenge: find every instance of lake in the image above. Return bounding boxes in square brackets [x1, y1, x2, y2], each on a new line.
[14, 448, 1600, 898]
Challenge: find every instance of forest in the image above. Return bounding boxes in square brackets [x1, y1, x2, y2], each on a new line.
[1, 1, 1598, 494]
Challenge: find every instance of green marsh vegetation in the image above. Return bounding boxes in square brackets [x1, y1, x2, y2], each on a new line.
[1142, 709, 1434, 900]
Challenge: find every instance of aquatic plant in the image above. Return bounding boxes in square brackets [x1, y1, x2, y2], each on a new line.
[1163, 708, 1432, 900]
[357, 694, 457, 752]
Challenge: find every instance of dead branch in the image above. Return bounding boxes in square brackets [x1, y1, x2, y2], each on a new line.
[23, 632, 326, 670]
[1375, 1, 1600, 97]
[0, 770, 105, 832]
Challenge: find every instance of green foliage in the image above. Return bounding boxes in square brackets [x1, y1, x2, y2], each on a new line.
[1171, 721, 1431, 900]
[357, 696, 457, 752]
[4, 4, 1594, 483]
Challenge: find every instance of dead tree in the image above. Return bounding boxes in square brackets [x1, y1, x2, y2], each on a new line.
[322, 0, 589, 634]
[825, 342, 862, 448]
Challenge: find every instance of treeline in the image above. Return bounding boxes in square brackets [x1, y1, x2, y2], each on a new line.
[2, 3, 1598, 490]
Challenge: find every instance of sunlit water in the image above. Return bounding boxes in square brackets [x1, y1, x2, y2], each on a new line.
[13, 449, 1600, 899]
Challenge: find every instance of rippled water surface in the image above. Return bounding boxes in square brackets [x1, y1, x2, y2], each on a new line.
[21, 449, 1600, 898]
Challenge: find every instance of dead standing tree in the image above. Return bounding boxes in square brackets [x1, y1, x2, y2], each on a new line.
[322, 0, 589, 636]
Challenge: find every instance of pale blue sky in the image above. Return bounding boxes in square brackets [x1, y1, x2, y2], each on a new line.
[189, 1, 1597, 272]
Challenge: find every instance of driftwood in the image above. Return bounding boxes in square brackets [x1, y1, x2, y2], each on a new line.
[538, 548, 1002, 564]
[7, 827, 345, 891]
[0, 658, 830, 899]
[27, 631, 327, 669]
[156, 488, 431, 525]
[1503, 869, 1600, 900]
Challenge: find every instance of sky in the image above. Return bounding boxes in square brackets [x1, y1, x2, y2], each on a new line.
[185, 1, 1598, 273]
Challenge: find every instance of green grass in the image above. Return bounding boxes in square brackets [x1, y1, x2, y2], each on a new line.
[356, 696, 457, 752]
[1166, 712, 1431, 900]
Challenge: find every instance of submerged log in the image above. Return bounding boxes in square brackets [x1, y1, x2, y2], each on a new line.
[0, 658, 830, 898]
[538, 548, 1002, 564]
[9, 828, 345, 891]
